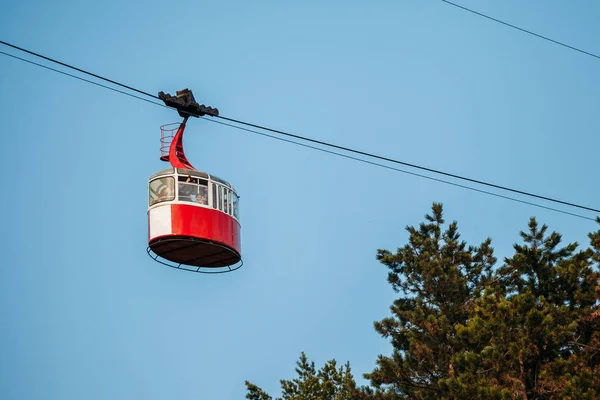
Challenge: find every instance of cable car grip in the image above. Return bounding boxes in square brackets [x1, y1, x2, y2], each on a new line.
[158, 88, 219, 119]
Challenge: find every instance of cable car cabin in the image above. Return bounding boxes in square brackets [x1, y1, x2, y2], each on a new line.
[147, 167, 241, 272]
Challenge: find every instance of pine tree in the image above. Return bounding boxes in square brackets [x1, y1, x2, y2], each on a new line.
[445, 218, 600, 399]
[364, 203, 496, 398]
[245, 352, 361, 400]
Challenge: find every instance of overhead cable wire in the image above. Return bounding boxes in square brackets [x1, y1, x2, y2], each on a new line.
[440, 0, 600, 61]
[215, 115, 600, 214]
[203, 117, 596, 222]
[0, 51, 168, 108]
[1, 41, 599, 217]
[0, 39, 161, 100]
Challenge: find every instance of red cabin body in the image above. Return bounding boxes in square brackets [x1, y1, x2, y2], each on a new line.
[147, 120, 242, 272]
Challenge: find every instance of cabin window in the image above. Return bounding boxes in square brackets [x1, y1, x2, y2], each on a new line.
[212, 183, 217, 209]
[196, 180, 208, 206]
[175, 176, 210, 205]
[178, 176, 197, 202]
[149, 177, 175, 206]
[233, 193, 239, 219]
[216, 185, 222, 212]
[227, 190, 232, 215]
[223, 188, 229, 214]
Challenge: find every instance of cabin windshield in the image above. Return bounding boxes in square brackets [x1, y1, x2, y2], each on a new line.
[149, 176, 175, 206]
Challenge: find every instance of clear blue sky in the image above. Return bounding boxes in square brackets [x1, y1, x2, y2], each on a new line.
[1, 1, 599, 398]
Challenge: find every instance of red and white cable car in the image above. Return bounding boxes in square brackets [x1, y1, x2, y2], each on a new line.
[147, 89, 242, 273]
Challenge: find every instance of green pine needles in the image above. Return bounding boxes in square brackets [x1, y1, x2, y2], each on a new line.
[246, 204, 600, 400]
